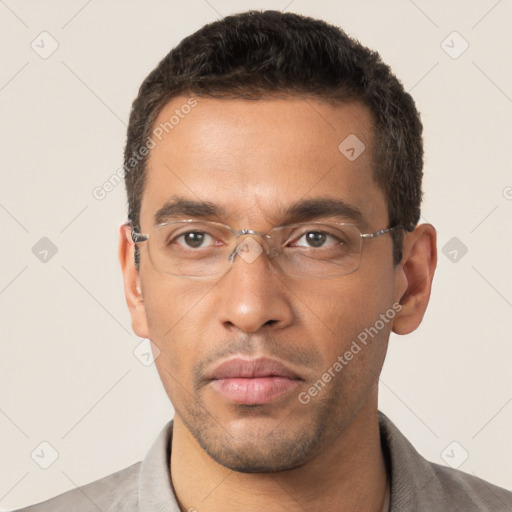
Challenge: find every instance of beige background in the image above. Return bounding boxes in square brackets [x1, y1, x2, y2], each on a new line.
[1, 0, 511, 509]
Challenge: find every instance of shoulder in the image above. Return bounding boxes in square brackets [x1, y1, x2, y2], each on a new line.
[378, 411, 512, 511]
[420, 461, 512, 511]
[12, 462, 141, 512]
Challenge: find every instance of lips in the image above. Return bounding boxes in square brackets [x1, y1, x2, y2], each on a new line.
[208, 357, 303, 405]
[210, 357, 301, 380]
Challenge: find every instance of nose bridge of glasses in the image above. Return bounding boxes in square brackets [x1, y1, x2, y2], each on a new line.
[226, 228, 272, 264]
[234, 228, 269, 239]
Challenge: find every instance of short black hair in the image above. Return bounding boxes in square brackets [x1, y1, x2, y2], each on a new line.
[124, 10, 423, 264]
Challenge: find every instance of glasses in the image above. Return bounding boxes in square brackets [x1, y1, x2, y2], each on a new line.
[131, 220, 402, 279]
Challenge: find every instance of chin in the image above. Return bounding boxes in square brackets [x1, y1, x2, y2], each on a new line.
[204, 445, 311, 474]
[195, 421, 324, 474]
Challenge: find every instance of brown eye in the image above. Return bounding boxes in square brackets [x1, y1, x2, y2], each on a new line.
[177, 231, 213, 248]
[292, 231, 339, 248]
[304, 232, 327, 247]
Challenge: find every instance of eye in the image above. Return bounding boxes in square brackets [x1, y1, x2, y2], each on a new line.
[290, 230, 341, 248]
[175, 231, 216, 249]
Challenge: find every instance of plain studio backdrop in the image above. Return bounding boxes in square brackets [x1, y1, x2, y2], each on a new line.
[0, 0, 511, 509]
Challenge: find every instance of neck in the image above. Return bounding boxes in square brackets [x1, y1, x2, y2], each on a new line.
[170, 391, 388, 512]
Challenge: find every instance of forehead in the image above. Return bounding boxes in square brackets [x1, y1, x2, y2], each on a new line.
[140, 95, 388, 230]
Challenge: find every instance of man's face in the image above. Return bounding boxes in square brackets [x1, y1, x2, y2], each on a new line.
[130, 96, 405, 472]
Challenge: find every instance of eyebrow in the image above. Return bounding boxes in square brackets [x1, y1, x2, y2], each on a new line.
[154, 197, 226, 225]
[279, 197, 366, 226]
[153, 196, 366, 227]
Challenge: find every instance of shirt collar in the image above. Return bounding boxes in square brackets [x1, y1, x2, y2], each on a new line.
[138, 420, 179, 511]
[378, 410, 436, 510]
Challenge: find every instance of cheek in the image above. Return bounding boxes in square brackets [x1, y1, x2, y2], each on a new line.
[144, 283, 209, 410]
[141, 275, 212, 378]
[296, 273, 394, 364]
[142, 270, 210, 334]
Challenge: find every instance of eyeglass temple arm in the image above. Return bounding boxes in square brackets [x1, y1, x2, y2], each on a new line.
[361, 225, 412, 239]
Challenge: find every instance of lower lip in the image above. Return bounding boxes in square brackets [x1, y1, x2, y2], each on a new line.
[211, 377, 300, 405]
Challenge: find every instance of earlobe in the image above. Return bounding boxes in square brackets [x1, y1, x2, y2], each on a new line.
[392, 224, 437, 335]
[119, 223, 149, 338]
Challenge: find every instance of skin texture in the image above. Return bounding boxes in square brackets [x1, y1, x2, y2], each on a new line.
[119, 96, 437, 511]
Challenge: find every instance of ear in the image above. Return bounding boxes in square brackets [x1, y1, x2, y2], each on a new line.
[392, 224, 437, 335]
[119, 223, 149, 338]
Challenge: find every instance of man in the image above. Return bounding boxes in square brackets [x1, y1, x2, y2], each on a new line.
[16, 9, 512, 512]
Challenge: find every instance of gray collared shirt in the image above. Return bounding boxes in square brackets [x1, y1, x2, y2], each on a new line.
[13, 411, 512, 511]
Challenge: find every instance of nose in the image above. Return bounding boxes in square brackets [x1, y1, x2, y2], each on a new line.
[214, 236, 294, 333]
